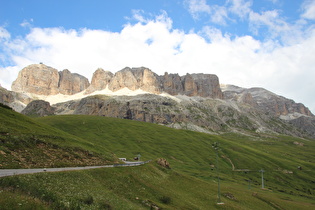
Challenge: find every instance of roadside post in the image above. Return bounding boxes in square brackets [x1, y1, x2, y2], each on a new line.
[259, 169, 265, 189]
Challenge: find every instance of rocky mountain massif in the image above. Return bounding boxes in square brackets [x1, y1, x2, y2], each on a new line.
[12, 64, 90, 95]
[11, 64, 223, 98]
[1, 64, 315, 139]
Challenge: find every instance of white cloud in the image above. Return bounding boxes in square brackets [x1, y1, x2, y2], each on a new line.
[185, 0, 252, 24]
[267, 0, 279, 4]
[20, 19, 34, 28]
[210, 5, 229, 25]
[0, 27, 10, 40]
[301, 0, 315, 20]
[0, 66, 20, 90]
[0, 12, 315, 113]
[129, 10, 147, 23]
[248, 9, 301, 43]
[228, 0, 252, 19]
[185, 0, 211, 19]
[185, 0, 228, 25]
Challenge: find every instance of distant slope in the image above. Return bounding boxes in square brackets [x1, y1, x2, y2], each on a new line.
[45, 92, 315, 139]
[36, 114, 315, 200]
[0, 104, 115, 168]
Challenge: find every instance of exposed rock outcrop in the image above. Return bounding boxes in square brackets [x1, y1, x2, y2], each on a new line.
[136, 67, 161, 93]
[51, 93, 305, 137]
[183, 73, 222, 98]
[21, 100, 55, 117]
[0, 87, 14, 105]
[108, 67, 161, 94]
[0, 86, 32, 112]
[12, 64, 223, 99]
[289, 116, 315, 138]
[157, 158, 170, 169]
[109, 67, 138, 91]
[162, 73, 183, 95]
[12, 64, 89, 95]
[12, 64, 60, 95]
[85, 68, 113, 94]
[222, 85, 313, 117]
[59, 69, 90, 95]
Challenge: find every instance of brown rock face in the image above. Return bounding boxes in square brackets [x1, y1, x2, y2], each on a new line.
[222, 85, 313, 117]
[162, 73, 184, 95]
[183, 74, 197, 96]
[85, 68, 113, 94]
[0, 87, 14, 104]
[59, 69, 90, 95]
[160, 73, 223, 99]
[12, 64, 223, 99]
[109, 67, 139, 91]
[108, 67, 161, 94]
[0, 86, 33, 112]
[12, 64, 60, 95]
[135, 68, 161, 93]
[12, 64, 89, 95]
[21, 100, 55, 117]
[183, 74, 223, 98]
[238, 92, 256, 106]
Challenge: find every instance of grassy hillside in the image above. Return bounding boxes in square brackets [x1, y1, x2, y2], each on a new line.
[0, 105, 115, 168]
[1, 161, 314, 209]
[1, 106, 315, 209]
[37, 115, 315, 195]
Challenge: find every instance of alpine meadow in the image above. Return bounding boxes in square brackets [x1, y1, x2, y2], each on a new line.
[0, 104, 314, 209]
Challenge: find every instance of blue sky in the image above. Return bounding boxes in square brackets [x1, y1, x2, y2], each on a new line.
[0, 1, 306, 40]
[1, 0, 315, 113]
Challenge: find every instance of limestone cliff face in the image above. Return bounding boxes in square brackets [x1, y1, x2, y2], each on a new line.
[185, 74, 223, 98]
[248, 88, 313, 117]
[59, 69, 90, 95]
[109, 67, 139, 92]
[12, 64, 223, 99]
[222, 85, 313, 117]
[160, 73, 223, 98]
[107, 67, 161, 94]
[182, 74, 197, 96]
[12, 64, 60, 95]
[162, 73, 184, 95]
[12, 64, 89, 95]
[135, 67, 161, 93]
[87, 67, 222, 98]
[85, 68, 113, 94]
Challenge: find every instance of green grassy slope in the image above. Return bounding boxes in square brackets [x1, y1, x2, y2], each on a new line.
[1, 107, 315, 209]
[0, 105, 114, 168]
[37, 115, 315, 195]
[1, 162, 314, 209]
[1, 163, 229, 209]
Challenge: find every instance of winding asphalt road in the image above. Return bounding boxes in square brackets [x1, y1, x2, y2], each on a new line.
[0, 161, 151, 178]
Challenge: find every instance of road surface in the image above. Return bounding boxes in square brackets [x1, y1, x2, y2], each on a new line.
[0, 160, 151, 178]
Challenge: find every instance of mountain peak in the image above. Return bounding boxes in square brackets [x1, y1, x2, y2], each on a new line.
[11, 64, 90, 96]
